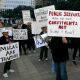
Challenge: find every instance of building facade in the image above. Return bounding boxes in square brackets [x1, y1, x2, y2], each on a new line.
[0, 0, 36, 12]
[0, 0, 35, 23]
[31, 0, 35, 8]
[35, 0, 67, 7]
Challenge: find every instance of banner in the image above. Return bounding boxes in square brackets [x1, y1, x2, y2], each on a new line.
[34, 5, 55, 27]
[48, 10, 80, 37]
[31, 21, 41, 34]
[0, 42, 19, 63]
[22, 10, 31, 24]
[34, 37, 48, 48]
[13, 29, 28, 40]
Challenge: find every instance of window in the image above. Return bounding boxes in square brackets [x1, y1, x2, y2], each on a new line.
[22, 1, 23, 4]
[18, 1, 19, 4]
[20, 1, 21, 4]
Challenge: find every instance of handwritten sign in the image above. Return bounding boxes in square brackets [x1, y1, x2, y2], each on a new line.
[31, 21, 41, 34]
[0, 42, 19, 63]
[34, 5, 55, 27]
[48, 10, 80, 37]
[13, 29, 28, 40]
[22, 10, 31, 24]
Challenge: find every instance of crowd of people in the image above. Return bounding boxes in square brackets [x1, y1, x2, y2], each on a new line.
[0, 21, 80, 80]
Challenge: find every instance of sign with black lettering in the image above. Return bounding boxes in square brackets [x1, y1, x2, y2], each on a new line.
[48, 10, 80, 37]
[31, 21, 41, 34]
[0, 42, 19, 63]
[34, 5, 55, 27]
[22, 10, 31, 24]
[13, 29, 28, 40]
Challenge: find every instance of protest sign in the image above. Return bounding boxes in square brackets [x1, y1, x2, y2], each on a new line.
[31, 21, 41, 34]
[0, 28, 3, 37]
[48, 10, 80, 37]
[22, 10, 31, 24]
[34, 5, 55, 27]
[0, 42, 19, 63]
[34, 37, 48, 48]
[13, 29, 28, 40]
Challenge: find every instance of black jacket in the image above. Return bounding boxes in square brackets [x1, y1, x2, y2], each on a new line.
[48, 37, 69, 62]
[71, 38, 80, 45]
[26, 25, 35, 38]
[0, 36, 7, 45]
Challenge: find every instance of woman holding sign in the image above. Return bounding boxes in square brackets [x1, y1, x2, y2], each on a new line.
[0, 28, 14, 78]
[38, 27, 48, 61]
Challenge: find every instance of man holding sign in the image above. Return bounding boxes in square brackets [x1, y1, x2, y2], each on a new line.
[46, 37, 69, 80]
[46, 10, 74, 80]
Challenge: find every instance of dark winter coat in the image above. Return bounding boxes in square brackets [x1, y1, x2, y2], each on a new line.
[48, 37, 69, 62]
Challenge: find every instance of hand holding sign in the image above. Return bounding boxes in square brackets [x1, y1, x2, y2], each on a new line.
[62, 37, 67, 44]
[45, 37, 50, 43]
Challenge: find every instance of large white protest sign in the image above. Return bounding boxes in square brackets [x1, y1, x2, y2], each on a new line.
[48, 10, 80, 37]
[13, 29, 28, 40]
[34, 37, 48, 48]
[0, 42, 19, 63]
[22, 10, 31, 24]
[34, 5, 55, 27]
[0, 28, 3, 37]
[31, 21, 41, 34]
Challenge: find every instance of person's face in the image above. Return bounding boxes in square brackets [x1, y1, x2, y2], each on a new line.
[3, 32, 8, 37]
[43, 27, 47, 32]
[18, 25, 21, 29]
[20, 21, 23, 24]
[28, 22, 31, 26]
[0, 23, 3, 28]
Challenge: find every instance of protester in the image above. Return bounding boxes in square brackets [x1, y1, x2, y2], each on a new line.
[20, 20, 23, 27]
[71, 38, 80, 65]
[0, 28, 14, 78]
[46, 37, 70, 80]
[17, 24, 28, 55]
[20, 21, 29, 49]
[0, 22, 4, 28]
[26, 22, 36, 53]
[20, 20, 26, 29]
[38, 27, 48, 61]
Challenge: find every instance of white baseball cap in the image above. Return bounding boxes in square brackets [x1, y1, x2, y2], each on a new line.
[1, 28, 9, 33]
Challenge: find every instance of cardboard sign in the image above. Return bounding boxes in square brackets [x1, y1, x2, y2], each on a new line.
[34, 5, 55, 27]
[31, 21, 41, 34]
[0, 42, 19, 63]
[48, 10, 80, 37]
[13, 29, 28, 40]
[34, 37, 48, 48]
[22, 10, 31, 24]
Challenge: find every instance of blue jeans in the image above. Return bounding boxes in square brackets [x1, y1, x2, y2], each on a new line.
[54, 61, 68, 80]
[52, 59, 55, 72]
[40, 46, 48, 60]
